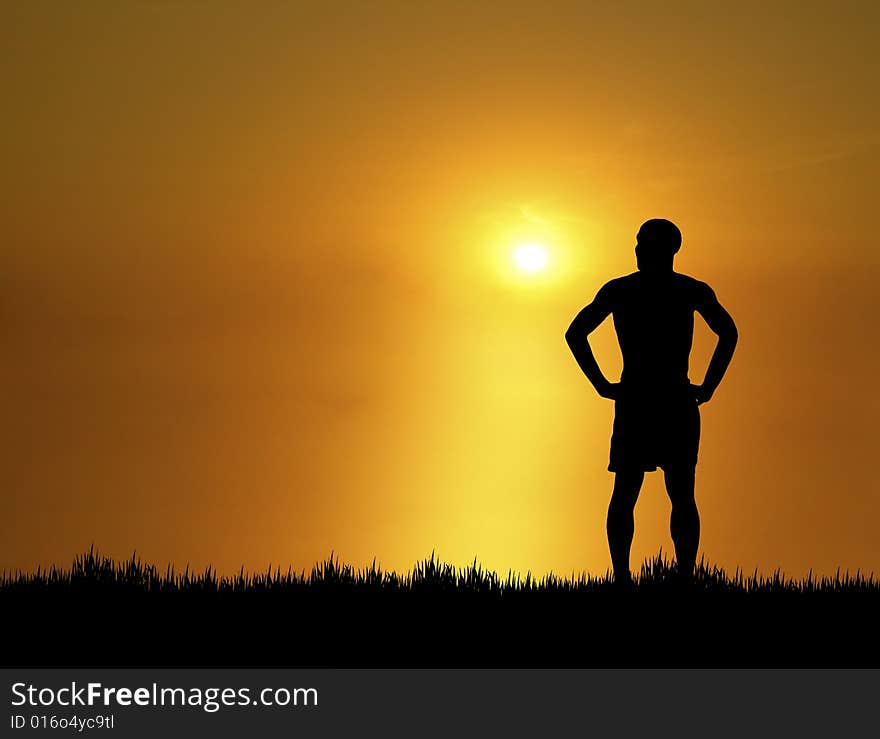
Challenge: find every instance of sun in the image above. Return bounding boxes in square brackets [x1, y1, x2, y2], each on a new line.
[513, 243, 549, 273]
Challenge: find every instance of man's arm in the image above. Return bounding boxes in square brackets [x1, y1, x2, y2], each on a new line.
[565, 286, 619, 400]
[693, 283, 738, 404]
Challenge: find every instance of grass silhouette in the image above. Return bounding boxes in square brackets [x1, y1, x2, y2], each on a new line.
[3, 546, 877, 594]
[3, 547, 878, 667]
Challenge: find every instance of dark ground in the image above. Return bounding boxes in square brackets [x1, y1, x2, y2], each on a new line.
[2, 550, 877, 667]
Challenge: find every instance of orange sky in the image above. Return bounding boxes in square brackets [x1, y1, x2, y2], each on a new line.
[2, 2, 878, 578]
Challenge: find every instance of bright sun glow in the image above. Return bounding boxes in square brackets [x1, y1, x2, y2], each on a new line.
[513, 243, 548, 273]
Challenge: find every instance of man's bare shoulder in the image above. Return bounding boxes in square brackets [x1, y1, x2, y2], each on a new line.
[673, 272, 716, 299]
[597, 272, 639, 294]
[590, 273, 638, 311]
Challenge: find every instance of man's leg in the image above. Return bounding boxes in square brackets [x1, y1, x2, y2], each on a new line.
[607, 471, 645, 584]
[663, 466, 699, 578]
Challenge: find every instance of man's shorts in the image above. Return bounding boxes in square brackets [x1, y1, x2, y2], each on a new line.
[609, 386, 700, 472]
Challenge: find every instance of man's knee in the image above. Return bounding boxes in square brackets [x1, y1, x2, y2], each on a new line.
[664, 466, 696, 507]
[610, 471, 643, 510]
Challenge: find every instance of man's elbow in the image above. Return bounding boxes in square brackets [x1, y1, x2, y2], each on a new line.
[722, 321, 738, 347]
[565, 326, 583, 349]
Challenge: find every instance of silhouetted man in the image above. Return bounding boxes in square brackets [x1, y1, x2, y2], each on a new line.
[565, 219, 737, 584]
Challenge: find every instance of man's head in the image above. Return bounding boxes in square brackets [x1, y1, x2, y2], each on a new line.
[635, 218, 681, 273]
